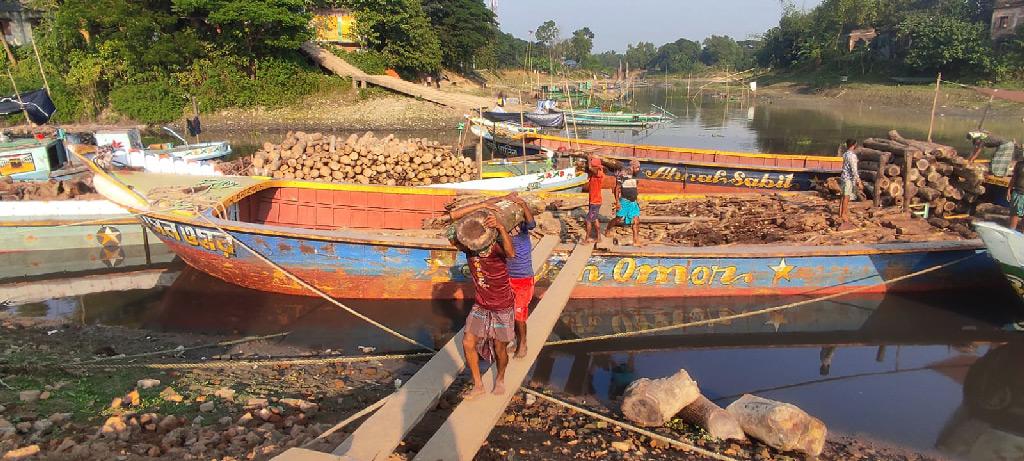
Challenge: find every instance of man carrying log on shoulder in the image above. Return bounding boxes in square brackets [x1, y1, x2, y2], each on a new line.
[604, 159, 643, 246]
[968, 130, 1016, 176]
[447, 202, 517, 398]
[1007, 150, 1024, 232]
[585, 154, 606, 243]
[838, 139, 862, 231]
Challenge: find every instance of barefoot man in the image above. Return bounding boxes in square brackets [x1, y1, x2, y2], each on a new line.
[447, 203, 516, 398]
[838, 139, 861, 230]
[585, 154, 605, 243]
[604, 159, 643, 246]
[504, 193, 536, 359]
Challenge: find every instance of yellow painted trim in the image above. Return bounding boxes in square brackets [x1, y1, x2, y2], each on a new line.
[625, 155, 835, 173]
[529, 133, 843, 163]
[482, 172, 514, 178]
[985, 175, 1009, 187]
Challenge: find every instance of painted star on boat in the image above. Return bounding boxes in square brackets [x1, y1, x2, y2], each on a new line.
[769, 258, 795, 284]
[95, 226, 122, 247]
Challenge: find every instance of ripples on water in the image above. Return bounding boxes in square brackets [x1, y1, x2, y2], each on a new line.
[9, 267, 1024, 459]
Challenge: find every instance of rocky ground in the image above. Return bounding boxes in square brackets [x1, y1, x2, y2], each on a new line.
[0, 313, 947, 461]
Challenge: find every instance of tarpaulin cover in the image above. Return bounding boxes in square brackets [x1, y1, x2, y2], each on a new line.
[0, 89, 57, 124]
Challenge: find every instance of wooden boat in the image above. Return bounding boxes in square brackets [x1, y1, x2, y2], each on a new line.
[424, 166, 584, 192]
[0, 135, 84, 181]
[483, 156, 554, 178]
[973, 221, 1024, 302]
[483, 111, 564, 128]
[86, 159, 998, 300]
[526, 133, 843, 193]
[0, 200, 174, 280]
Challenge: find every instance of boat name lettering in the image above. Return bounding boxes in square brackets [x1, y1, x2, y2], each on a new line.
[579, 258, 753, 286]
[644, 167, 794, 189]
[141, 216, 235, 257]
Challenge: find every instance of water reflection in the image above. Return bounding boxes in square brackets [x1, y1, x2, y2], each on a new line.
[581, 87, 1021, 157]
[7, 267, 1024, 457]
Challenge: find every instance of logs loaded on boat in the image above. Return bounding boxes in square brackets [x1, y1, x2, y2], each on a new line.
[833, 130, 986, 218]
[216, 131, 479, 186]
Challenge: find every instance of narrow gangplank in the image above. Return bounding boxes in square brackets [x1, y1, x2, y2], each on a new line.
[271, 236, 562, 461]
[411, 243, 594, 461]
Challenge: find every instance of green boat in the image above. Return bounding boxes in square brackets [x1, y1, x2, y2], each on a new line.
[0, 135, 83, 181]
[561, 108, 668, 127]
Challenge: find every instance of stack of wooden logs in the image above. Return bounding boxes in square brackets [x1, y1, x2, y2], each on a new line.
[237, 131, 478, 186]
[855, 130, 986, 217]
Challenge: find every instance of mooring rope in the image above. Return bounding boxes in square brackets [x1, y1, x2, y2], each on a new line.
[545, 253, 980, 346]
[55, 351, 434, 370]
[194, 212, 438, 353]
[74, 332, 293, 364]
[520, 388, 740, 461]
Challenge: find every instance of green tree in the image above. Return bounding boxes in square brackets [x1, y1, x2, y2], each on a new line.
[701, 35, 743, 68]
[898, 12, 994, 75]
[624, 41, 656, 69]
[422, 0, 497, 71]
[347, 0, 443, 74]
[650, 38, 703, 73]
[491, 31, 531, 68]
[172, 0, 311, 77]
[535, 20, 560, 48]
[568, 27, 594, 63]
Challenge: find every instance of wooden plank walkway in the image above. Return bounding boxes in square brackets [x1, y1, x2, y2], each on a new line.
[271, 236, 561, 461]
[301, 42, 493, 111]
[411, 244, 594, 461]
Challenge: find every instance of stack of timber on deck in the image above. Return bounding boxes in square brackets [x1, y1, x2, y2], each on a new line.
[526, 133, 841, 193]
[216, 131, 478, 186]
[826, 130, 986, 219]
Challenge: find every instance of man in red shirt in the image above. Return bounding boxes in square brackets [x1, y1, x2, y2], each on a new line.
[448, 205, 517, 399]
[585, 154, 605, 243]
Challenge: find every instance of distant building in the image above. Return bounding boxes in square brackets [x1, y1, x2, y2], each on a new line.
[846, 28, 878, 51]
[0, 1, 42, 46]
[311, 8, 360, 50]
[992, 0, 1024, 40]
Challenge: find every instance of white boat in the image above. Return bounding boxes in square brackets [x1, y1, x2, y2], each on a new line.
[973, 221, 1024, 301]
[422, 165, 585, 192]
[93, 128, 230, 175]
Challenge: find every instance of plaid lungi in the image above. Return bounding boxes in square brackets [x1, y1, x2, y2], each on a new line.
[465, 305, 515, 362]
[990, 142, 1015, 176]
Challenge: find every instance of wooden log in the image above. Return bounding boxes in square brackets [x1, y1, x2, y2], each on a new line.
[726, 394, 826, 456]
[452, 198, 542, 252]
[855, 148, 891, 162]
[917, 187, 942, 201]
[907, 168, 921, 181]
[622, 369, 701, 427]
[882, 164, 901, 177]
[859, 170, 881, 183]
[944, 186, 962, 201]
[886, 182, 903, 198]
[889, 130, 958, 157]
[677, 395, 746, 441]
[915, 158, 931, 171]
[862, 139, 911, 155]
[858, 161, 882, 172]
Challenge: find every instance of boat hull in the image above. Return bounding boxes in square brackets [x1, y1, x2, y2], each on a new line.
[973, 221, 1024, 302]
[139, 212, 997, 300]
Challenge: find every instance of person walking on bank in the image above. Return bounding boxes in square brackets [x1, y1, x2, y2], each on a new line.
[604, 159, 643, 246]
[447, 205, 517, 398]
[585, 154, 605, 243]
[838, 139, 862, 231]
[968, 130, 1016, 176]
[1007, 151, 1024, 232]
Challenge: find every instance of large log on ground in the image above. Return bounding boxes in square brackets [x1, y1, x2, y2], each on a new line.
[726, 394, 827, 456]
[889, 130, 957, 157]
[677, 395, 746, 441]
[621, 369, 700, 427]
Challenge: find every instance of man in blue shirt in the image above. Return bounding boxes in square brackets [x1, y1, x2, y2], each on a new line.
[504, 193, 536, 359]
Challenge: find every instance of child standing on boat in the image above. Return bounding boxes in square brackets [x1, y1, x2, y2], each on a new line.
[504, 193, 536, 359]
[585, 155, 605, 243]
[838, 139, 861, 230]
[604, 159, 643, 246]
[448, 201, 517, 398]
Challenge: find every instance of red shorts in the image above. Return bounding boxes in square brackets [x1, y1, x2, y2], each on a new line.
[509, 277, 535, 322]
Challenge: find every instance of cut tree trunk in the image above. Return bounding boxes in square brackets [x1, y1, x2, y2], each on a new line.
[725, 394, 827, 456]
[677, 395, 746, 441]
[621, 369, 701, 427]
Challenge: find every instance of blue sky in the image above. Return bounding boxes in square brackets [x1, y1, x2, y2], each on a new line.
[495, 0, 824, 52]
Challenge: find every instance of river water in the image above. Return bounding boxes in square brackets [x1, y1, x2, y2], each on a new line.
[8, 266, 1024, 459]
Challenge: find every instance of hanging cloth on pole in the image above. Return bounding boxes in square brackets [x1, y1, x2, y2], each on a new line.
[0, 89, 57, 124]
[186, 116, 202, 137]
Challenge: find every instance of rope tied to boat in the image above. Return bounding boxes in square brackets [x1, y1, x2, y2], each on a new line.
[53, 351, 434, 370]
[545, 252, 982, 347]
[194, 211, 438, 353]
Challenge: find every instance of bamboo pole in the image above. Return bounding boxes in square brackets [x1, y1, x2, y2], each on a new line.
[475, 110, 484, 179]
[519, 90, 527, 169]
[5, 67, 31, 125]
[927, 73, 941, 142]
[564, 80, 582, 151]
